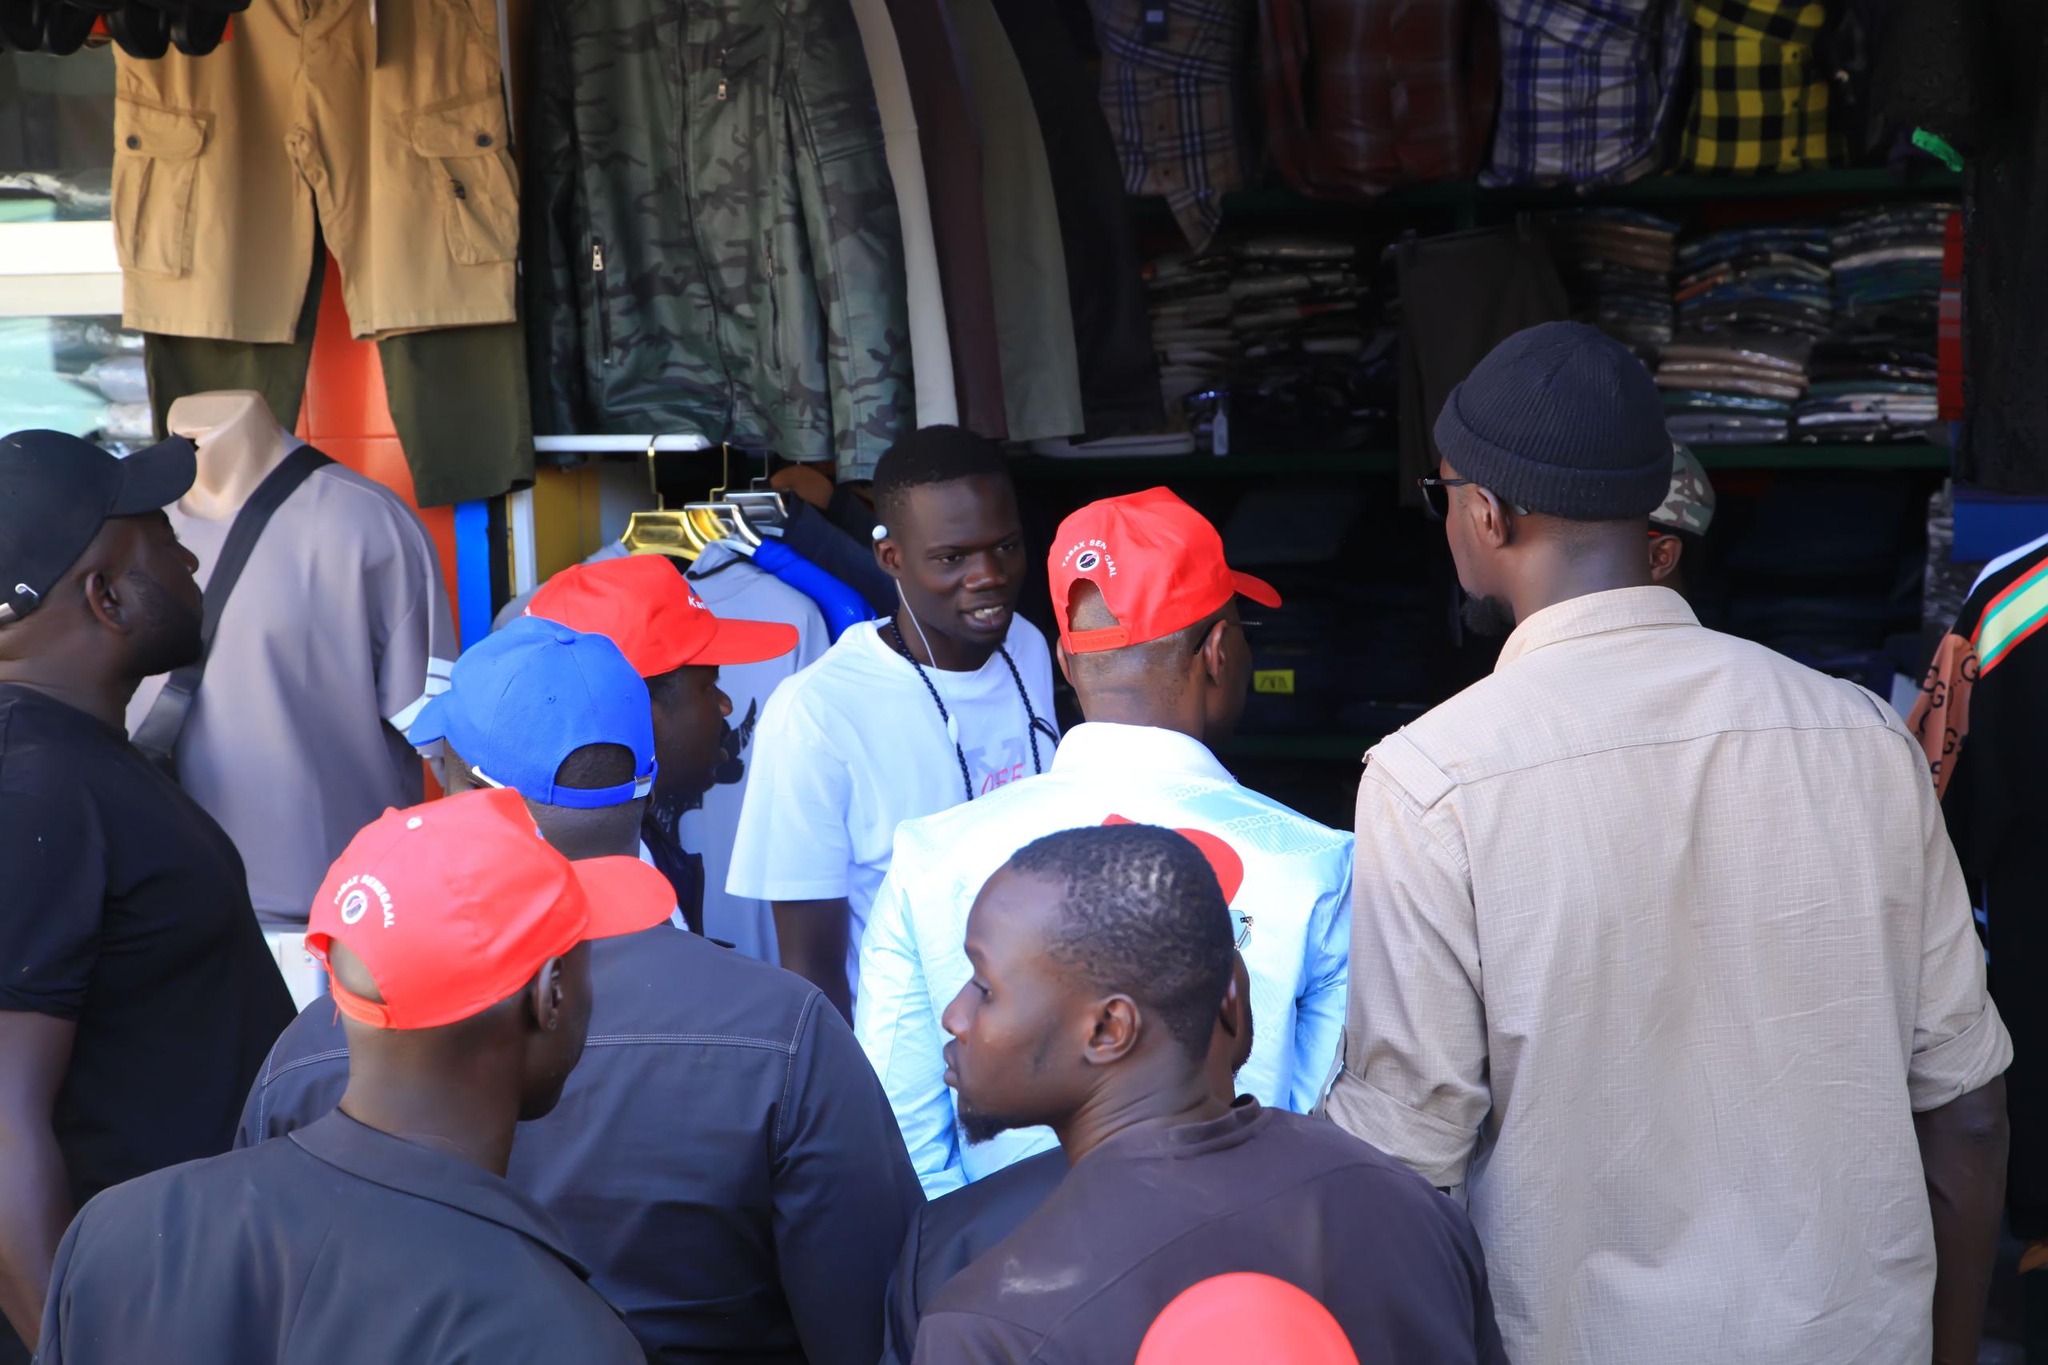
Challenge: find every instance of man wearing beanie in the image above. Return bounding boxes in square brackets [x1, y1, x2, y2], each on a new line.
[1326, 322, 2012, 1365]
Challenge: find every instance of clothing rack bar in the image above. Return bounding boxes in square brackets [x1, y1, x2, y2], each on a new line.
[532, 435, 714, 453]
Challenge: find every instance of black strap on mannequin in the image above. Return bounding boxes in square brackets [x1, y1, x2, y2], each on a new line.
[133, 445, 333, 778]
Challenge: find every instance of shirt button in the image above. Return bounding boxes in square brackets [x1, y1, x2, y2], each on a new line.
[475, 132, 494, 148]
[125, 135, 140, 149]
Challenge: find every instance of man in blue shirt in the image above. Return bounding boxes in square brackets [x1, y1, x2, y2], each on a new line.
[240, 616, 923, 1364]
[859, 488, 1351, 1194]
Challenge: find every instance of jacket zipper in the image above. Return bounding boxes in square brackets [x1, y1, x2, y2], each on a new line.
[678, 34, 735, 433]
[591, 237, 611, 367]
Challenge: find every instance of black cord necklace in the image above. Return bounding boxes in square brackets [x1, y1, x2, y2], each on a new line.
[887, 618, 1058, 802]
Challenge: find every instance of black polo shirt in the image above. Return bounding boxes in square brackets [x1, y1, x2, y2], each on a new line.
[913, 1102, 1508, 1365]
[241, 923, 923, 1365]
[38, 1109, 642, 1363]
[0, 685, 294, 1360]
[881, 1148, 1067, 1365]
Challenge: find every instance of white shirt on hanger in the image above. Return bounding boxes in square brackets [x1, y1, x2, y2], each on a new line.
[727, 616, 1055, 995]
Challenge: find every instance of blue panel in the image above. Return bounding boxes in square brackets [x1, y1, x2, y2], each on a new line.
[453, 500, 494, 651]
[1953, 491, 2048, 564]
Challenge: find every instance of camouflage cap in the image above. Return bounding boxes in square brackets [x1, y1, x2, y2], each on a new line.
[1651, 443, 1716, 536]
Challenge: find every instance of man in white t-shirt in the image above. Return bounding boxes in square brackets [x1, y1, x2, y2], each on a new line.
[857, 488, 1353, 1195]
[729, 428, 1056, 1017]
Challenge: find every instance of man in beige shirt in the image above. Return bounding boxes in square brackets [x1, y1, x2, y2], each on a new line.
[1328, 322, 2012, 1365]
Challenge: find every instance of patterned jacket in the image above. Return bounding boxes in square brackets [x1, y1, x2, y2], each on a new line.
[525, 0, 913, 478]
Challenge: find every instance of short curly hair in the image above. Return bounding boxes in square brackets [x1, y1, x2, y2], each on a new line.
[871, 425, 1011, 525]
[1007, 823, 1234, 1060]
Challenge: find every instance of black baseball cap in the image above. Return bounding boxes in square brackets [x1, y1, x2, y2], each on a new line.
[0, 429, 197, 624]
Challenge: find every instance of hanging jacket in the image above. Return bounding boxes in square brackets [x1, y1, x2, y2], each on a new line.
[524, 0, 915, 480]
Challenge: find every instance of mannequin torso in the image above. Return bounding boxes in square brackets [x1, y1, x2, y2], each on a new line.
[165, 390, 294, 521]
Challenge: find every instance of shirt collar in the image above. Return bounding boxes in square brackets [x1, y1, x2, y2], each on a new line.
[1049, 722, 1235, 784]
[1495, 586, 1698, 671]
[289, 1111, 590, 1278]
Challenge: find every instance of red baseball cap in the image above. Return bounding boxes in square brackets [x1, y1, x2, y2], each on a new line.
[526, 554, 799, 677]
[1048, 488, 1280, 654]
[305, 788, 676, 1031]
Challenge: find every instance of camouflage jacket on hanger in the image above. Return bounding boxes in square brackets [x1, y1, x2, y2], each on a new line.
[524, 0, 913, 479]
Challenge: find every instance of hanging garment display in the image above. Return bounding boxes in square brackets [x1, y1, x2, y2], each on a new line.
[988, 0, 1162, 437]
[1092, 0, 1251, 251]
[945, 0, 1083, 442]
[1880, 0, 2048, 494]
[526, 0, 913, 481]
[1680, 0, 1840, 174]
[1260, 0, 1497, 199]
[845, 0, 959, 430]
[1395, 225, 1571, 498]
[879, 0, 1008, 439]
[1485, 0, 1689, 187]
[112, 0, 534, 506]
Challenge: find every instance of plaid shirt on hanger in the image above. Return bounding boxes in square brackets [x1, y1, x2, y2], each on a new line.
[1681, 0, 1839, 173]
[1484, 0, 1691, 187]
[1094, 0, 1251, 250]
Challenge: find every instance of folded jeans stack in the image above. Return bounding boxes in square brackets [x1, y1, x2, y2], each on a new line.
[1542, 209, 1680, 350]
[1145, 251, 1237, 450]
[1795, 339, 1941, 443]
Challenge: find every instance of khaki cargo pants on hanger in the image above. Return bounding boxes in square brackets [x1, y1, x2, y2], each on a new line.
[113, 0, 517, 342]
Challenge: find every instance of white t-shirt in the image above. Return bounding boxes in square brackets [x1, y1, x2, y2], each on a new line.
[727, 616, 1055, 992]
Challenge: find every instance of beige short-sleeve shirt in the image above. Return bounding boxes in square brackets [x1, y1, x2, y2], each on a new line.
[1326, 586, 2010, 1365]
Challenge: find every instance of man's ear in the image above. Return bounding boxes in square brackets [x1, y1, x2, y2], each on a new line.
[1218, 970, 1245, 1044]
[873, 529, 905, 580]
[1083, 995, 1142, 1067]
[1469, 486, 1514, 551]
[1647, 532, 1683, 583]
[1055, 641, 1075, 689]
[528, 957, 565, 1034]
[80, 568, 129, 635]
[1197, 617, 1234, 687]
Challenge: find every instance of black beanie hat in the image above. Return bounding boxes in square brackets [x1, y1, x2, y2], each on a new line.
[1432, 321, 1670, 520]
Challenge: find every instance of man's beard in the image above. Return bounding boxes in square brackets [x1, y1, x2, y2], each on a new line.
[1460, 591, 1517, 638]
[959, 1105, 1032, 1146]
[124, 571, 203, 677]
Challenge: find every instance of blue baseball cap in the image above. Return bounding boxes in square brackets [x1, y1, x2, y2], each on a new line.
[409, 617, 656, 810]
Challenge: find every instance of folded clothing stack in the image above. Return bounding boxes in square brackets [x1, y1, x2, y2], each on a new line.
[1145, 251, 1236, 448]
[1673, 223, 1834, 340]
[1785, 204, 1952, 444]
[1217, 235, 1390, 454]
[1656, 335, 1810, 445]
[1542, 209, 1680, 351]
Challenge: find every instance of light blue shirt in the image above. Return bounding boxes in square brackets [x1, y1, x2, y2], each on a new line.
[856, 722, 1353, 1197]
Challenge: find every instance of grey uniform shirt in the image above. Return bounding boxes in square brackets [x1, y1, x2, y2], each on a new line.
[1327, 586, 2013, 1365]
[126, 453, 454, 927]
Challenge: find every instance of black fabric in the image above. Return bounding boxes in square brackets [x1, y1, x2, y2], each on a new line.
[239, 924, 924, 1365]
[37, 1111, 643, 1364]
[0, 432, 195, 625]
[881, 1148, 1067, 1365]
[782, 497, 896, 614]
[1396, 227, 1571, 505]
[0, 685, 293, 1362]
[130, 445, 333, 777]
[145, 243, 535, 508]
[1879, 0, 2048, 494]
[985, 0, 1163, 438]
[913, 1102, 1507, 1363]
[640, 805, 706, 934]
[1937, 541, 2048, 1239]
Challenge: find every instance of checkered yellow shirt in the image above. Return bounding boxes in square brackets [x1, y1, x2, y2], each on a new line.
[1680, 0, 1841, 173]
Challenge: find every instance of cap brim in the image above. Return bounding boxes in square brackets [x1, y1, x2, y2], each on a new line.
[107, 436, 197, 516]
[679, 618, 801, 668]
[405, 692, 452, 748]
[573, 855, 683, 939]
[1231, 570, 1282, 610]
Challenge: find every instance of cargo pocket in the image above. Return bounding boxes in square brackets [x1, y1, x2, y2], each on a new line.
[408, 92, 519, 266]
[112, 100, 208, 280]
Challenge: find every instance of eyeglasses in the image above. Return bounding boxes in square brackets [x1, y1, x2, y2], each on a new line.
[1235, 912, 1253, 950]
[1416, 476, 1479, 521]
[1417, 475, 1528, 520]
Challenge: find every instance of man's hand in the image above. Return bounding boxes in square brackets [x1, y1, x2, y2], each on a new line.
[0, 1011, 76, 1348]
[774, 899, 853, 1021]
[1917, 1076, 2009, 1365]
